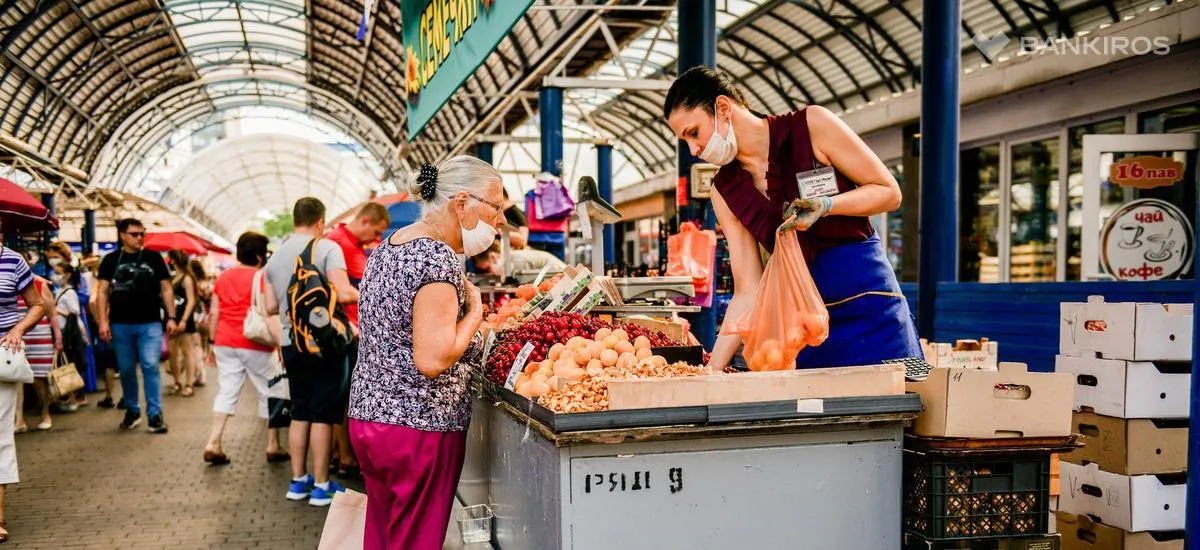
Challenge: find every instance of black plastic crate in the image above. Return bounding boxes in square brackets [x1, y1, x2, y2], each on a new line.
[903, 532, 1060, 549]
[904, 449, 1051, 541]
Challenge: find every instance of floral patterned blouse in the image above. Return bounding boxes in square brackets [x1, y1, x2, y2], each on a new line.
[349, 238, 482, 432]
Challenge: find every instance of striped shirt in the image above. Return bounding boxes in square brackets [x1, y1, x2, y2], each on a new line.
[0, 247, 34, 330]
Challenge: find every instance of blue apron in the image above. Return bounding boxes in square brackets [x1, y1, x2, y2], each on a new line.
[793, 234, 922, 368]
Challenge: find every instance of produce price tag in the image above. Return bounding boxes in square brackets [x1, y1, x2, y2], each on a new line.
[796, 399, 824, 414]
[578, 203, 593, 240]
[479, 331, 497, 369]
[504, 342, 536, 390]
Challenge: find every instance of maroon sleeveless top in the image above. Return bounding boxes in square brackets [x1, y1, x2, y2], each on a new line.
[712, 108, 874, 258]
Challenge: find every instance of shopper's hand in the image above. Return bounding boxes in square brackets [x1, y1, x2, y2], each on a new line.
[99, 323, 111, 344]
[780, 197, 833, 232]
[166, 319, 180, 337]
[0, 330, 25, 352]
[54, 338, 63, 352]
[464, 281, 483, 322]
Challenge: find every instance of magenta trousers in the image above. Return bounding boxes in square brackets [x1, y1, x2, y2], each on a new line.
[348, 419, 468, 550]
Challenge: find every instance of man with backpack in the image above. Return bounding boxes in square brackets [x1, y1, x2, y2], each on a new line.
[262, 197, 359, 507]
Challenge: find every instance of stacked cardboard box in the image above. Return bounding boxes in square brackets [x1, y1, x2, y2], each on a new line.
[1055, 296, 1191, 549]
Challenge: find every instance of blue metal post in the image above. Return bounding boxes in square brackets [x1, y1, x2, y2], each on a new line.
[539, 87, 563, 176]
[83, 209, 96, 254]
[596, 143, 615, 268]
[916, 1, 960, 339]
[1186, 163, 1200, 549]
[677, 0, 718, 350]
[536, 86, 565, 260]
[474, 142, 494, 165]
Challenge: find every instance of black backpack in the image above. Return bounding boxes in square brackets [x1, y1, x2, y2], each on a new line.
[287, 239, 351, 358]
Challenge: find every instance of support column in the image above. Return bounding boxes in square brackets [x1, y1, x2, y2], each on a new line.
[83, 209, 96, 255]
[536, 86, 565, 260]
[475, 142, 494, 165]
[539, 87, 563, 176]
[916, 1, 960, 340]
[596, 142, 615, 269]
[676, 0, 716, 224]
[677, 0, 718, 350]
[1186, 167, 1200, 548]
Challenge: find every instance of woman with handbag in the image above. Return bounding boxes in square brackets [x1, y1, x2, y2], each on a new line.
[50, 262, 89, 409]
[202, 232, 287, 465]
[0, 222, 50, 544]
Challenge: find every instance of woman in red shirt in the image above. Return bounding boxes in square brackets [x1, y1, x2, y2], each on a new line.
[202, 232, 287, 465]
[664, 67, 921, 370]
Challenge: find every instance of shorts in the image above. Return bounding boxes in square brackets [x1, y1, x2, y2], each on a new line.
[281, 345, 348, 425]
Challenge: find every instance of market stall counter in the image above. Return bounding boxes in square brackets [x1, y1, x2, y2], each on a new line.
[458, 377, 922, 550]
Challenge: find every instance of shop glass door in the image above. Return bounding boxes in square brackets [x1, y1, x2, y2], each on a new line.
[1080, 133, 1199, 281]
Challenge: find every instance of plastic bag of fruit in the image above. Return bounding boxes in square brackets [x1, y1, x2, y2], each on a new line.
[721, 229, 828, 371]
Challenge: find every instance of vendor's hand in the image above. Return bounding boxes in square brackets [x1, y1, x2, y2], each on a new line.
[99, 323, 112, 344]
[780, 197, 833, 232]
[0, 330, 25, 352]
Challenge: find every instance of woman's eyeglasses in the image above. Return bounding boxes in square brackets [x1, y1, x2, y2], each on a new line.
[468, 194, 503, 213]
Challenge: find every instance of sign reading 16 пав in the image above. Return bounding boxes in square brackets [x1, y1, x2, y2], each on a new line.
[1100, 198, 1193, 281]
[403, 0, 534, 138]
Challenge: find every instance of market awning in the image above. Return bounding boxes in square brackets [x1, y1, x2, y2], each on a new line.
[0, 177, 58, 232]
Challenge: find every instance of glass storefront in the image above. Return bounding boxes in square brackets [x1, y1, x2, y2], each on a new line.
[1008, 138, 1061, 282]
[960, 145, 1001, 282]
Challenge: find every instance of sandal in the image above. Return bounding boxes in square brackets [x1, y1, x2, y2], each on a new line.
[266, 451, 291, 463]
[203, 451, 231, 466]
[167, 384, 182, 396]
[338, 462, 361, 478]
[0, 519, 9, 543]
[180, 386, 195, 398]
[12, 424, 25, 435]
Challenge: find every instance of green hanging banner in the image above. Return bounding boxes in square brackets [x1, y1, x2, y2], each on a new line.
[403, 0, 534, 138]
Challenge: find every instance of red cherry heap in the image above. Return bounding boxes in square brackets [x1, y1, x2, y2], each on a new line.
[483, 312, 678, 385]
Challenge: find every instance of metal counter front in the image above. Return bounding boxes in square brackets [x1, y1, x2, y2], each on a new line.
[458, 389, 920, 550]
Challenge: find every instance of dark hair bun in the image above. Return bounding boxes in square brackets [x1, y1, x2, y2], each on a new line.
[416, 163, 439, 202]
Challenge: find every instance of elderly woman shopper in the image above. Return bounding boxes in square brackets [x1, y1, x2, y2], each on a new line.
[348, 156, 498, 549]
[202, 232, 286, 465]
[0, 219, 49, 543]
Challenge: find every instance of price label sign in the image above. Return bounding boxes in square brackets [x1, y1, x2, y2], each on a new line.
[479, 331, 497, 369]
[1109, 156, 1185, 189]
[504, 341, 535, 389]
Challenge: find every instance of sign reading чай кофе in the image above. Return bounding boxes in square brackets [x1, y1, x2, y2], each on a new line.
[403, 0, 535, 138]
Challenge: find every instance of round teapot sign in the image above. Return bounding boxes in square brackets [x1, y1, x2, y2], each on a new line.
[1100, 199, 1193, 281]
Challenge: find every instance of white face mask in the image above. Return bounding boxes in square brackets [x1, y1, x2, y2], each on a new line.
[48, 258, 62, 267]
[697, 101, 738, 166]
[459, 210, 497, 257]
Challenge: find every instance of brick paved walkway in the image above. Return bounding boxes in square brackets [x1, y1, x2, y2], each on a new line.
[6, 373, 365, 549]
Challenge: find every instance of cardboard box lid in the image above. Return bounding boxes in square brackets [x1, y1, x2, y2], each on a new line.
[1056, 511, 1184, 550]
[908, 362, 1074, 438]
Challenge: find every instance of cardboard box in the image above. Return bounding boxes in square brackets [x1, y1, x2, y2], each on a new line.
[1060, 297, 1193, 362]
[927, 341, 1000, 370]
[1057, 511, 1184, 549]
[1058, 462, 1186, 532]
[906, 362, 1074, 438]
[1065, 412, 1188, 475]
[1055, 356, 1191, 419]
[606, 364, 904, 410]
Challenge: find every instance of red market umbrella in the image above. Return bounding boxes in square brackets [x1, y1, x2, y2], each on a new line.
[144, 231, 210, 255]
[0, 177, 58, 231]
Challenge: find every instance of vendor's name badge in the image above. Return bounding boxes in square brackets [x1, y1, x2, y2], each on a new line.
[796, 166, 838, 199]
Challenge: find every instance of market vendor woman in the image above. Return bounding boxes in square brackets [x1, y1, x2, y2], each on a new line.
[664, 66, 921, 370]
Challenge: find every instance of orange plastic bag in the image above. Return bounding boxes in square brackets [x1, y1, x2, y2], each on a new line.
[666, 221, 717, 293]
[722, 230, 829, 371]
